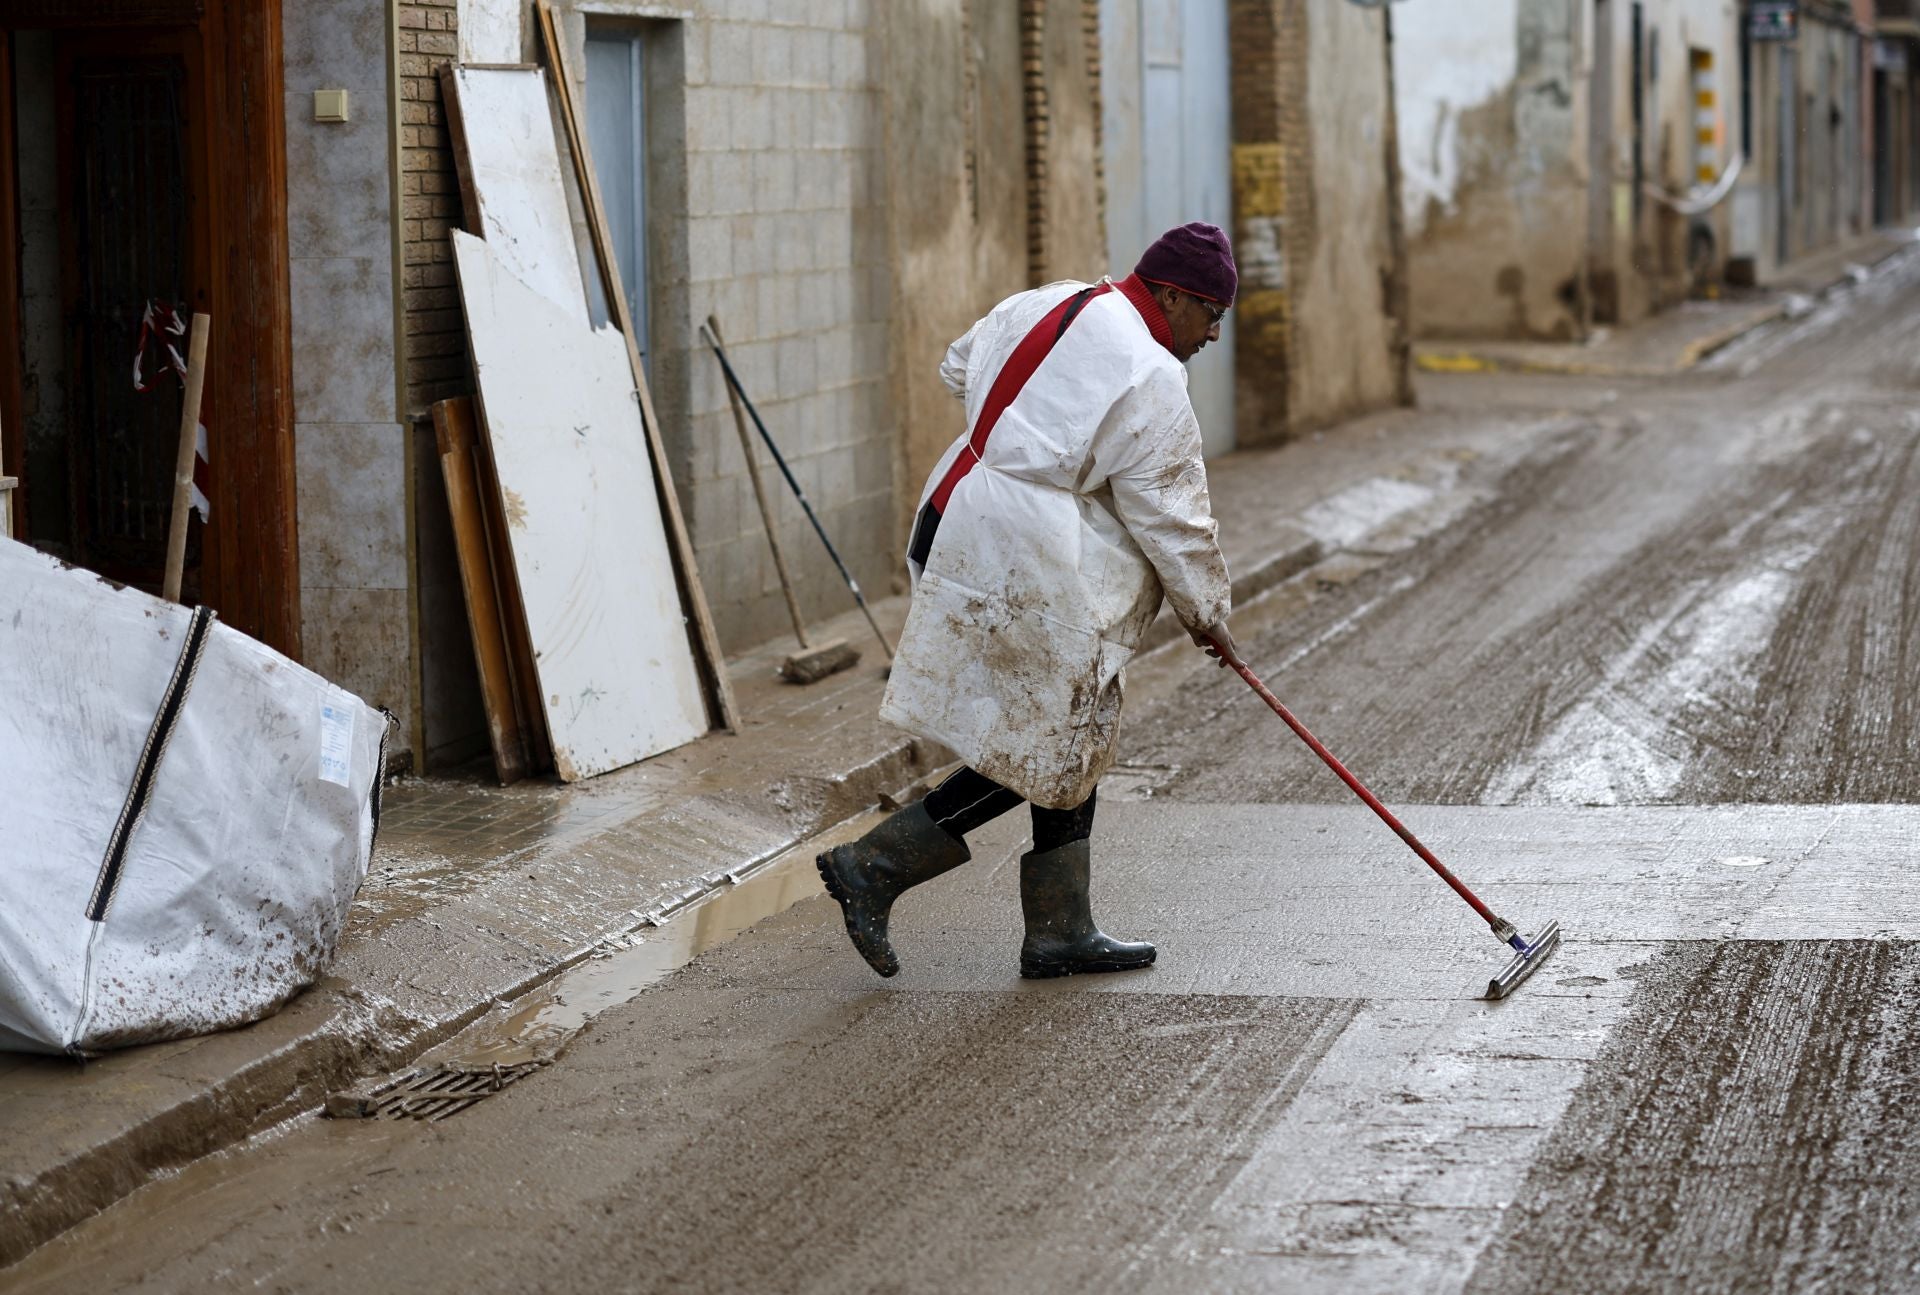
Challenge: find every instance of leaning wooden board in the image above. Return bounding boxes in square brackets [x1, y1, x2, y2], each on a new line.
[451, 230, 707, 780]
[438, 64, 589, 326]
[534, 0, 739, 732]
[431, 396, 531, 784]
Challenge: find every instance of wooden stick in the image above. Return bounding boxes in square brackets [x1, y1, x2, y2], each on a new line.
[162, 312, 209, 603]
[706, 316, 810, 650]
[433, 397, 530, 785]
[534, 0, 740, 732]
[469, 396, 555, 775]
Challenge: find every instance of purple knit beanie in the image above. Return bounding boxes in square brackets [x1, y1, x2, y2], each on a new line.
[1133, 222, 1237, 306]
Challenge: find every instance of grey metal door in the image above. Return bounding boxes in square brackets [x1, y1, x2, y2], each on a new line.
[585, 32, 649, 360]
[1100, 0, 1235, 456]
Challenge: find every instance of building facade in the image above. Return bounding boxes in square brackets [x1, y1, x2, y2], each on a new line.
[1873, 0, 1920, 223]
[1730, 0, 1880, 279]
[1, 0, 1407, 773]
[1395, 0, 1747, 340]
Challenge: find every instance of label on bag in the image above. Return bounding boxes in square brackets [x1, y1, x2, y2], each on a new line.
[319, 693, 356, 787]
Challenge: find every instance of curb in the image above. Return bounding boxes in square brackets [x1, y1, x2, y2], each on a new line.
[0, 729, 942, 1268]
[1414, 241, 1911, 380]
[1414, 300, 1785, 379]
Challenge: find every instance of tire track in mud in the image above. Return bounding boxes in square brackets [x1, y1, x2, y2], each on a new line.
[1705, 248, 1920, 393]
[1132, 385, 1920, 808]
[1463, 941, 1920, 1295]
[1680, 417, 1920, 803]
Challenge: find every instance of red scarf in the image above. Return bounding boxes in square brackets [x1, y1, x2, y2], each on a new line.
[1116, 273, 1175, 353]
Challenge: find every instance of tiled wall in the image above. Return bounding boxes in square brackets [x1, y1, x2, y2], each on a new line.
[586, 1, 900, 653]
[282, 0, 415, 750]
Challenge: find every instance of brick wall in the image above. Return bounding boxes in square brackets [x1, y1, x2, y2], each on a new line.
[1227, 0, 1311, 444]
[396, 0, 469, 414]
[1082, 0, 1105, 251]
[1022, 0, 1048, 284]
[1223, 0, 1407, 443]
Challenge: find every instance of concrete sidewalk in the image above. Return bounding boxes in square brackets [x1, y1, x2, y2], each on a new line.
[0, 384, 1590, 1267]
[1416, 227, 1916, 379]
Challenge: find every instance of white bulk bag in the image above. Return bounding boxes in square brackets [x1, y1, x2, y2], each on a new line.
[0, 539, 387, 1054]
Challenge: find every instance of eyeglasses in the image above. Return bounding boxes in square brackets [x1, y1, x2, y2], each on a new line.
[1189, 294, 1226, 326]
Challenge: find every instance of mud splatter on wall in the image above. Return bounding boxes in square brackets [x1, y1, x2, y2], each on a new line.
[1393, 0, 1587, 342]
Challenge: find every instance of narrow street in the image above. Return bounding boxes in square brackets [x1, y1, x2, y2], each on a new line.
[6, 255, 1919, 1294]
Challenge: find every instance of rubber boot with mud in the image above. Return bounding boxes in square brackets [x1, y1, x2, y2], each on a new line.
[1018, 839, 1156, 978]
[816, 803, 970, 977]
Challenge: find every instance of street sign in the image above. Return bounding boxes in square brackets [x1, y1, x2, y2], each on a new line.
[1750, 1, 1797, 41]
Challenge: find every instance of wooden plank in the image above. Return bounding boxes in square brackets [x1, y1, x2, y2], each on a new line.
[431, 397, 530, 785]
[451, 230, 707, 780]
[438, 64, 589, 324]
[435, 66, 556, 773]
[533, 0, 739, 732]
[469, 395, 553, 775]
[161, 312, 210, 603]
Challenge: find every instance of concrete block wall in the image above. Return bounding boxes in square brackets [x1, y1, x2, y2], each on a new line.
[551, 1, 899, 655]
[282, 0, 417, 753]
[549, 0, 1103, 655]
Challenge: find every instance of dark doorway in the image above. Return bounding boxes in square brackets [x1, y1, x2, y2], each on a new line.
[1, 4, 300, 657]
[45, 31, 207, 592]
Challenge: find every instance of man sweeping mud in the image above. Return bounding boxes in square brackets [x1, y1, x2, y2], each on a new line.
[817, 222, 1242, 979]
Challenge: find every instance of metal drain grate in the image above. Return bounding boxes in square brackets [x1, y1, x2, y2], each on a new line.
[327, 1060, 547, 1122]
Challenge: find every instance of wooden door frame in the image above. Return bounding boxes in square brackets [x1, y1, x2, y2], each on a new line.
[1, 0, 300, 658]
[0, 34, 24, 518]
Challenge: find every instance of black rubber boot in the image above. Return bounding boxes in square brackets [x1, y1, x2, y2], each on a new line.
[815, 802, 971, 977]
[1018, 839, 1156, 978]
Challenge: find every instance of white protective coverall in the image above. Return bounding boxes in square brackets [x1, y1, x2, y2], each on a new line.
[879, 278, 1232, 809]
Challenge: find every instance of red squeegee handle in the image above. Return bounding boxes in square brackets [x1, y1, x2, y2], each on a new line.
[1213, 641, 1505, 932]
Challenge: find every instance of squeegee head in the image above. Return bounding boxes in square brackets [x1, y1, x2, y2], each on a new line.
[1486, 920, 1562, 1001]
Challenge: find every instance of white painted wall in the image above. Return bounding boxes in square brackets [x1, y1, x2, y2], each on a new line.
[1391, 0, 1518, 238]
[459, 0, 522, 63]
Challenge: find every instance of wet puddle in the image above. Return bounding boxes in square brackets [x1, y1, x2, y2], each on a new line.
[431, 811, 880, 1070]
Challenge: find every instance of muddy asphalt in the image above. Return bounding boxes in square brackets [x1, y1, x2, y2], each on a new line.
[5, 255, 1919, 1293]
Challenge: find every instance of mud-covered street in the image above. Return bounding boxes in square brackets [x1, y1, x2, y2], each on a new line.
[6, 256, 1919, 1294]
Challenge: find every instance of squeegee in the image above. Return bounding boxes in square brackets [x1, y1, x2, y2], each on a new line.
[1211, 640, 1561, 999]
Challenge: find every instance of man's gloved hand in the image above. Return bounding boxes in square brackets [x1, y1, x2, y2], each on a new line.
[1188, 619, 1243, 670]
